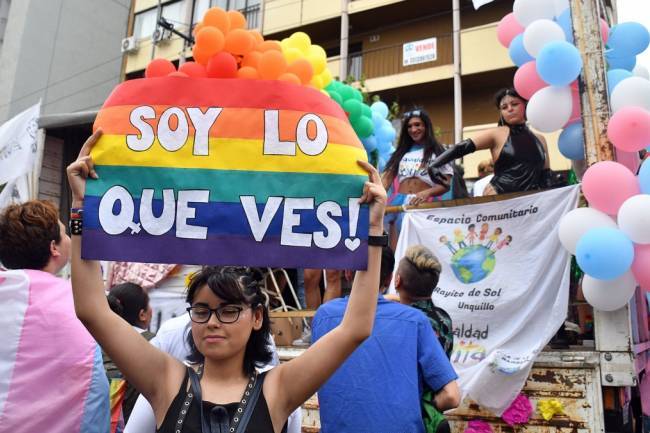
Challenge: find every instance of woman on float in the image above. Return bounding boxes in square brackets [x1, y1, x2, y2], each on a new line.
[381, 109, 453, 245]
[67, 130, 387, 433]
[428, 88, 551, 195]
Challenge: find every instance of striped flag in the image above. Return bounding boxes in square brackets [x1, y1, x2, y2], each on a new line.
[83, 77, 370, 269]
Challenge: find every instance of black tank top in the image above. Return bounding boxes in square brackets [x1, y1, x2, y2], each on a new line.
[491, 124, 546, 193]
[157, 369, 288, 433]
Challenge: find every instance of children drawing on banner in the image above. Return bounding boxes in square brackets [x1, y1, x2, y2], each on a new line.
[67, 129, 388, 433]
[439, 224, 511, 255]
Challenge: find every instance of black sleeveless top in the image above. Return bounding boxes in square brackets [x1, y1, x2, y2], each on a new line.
[491, 124, 546, 193]
[157, 369, 288, 433]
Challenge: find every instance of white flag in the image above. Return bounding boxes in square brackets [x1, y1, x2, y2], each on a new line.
[473, 0, 496, 9]
[0, 102, 41, 185]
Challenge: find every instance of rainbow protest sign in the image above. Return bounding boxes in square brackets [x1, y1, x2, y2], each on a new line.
[82, 77, 369, 269]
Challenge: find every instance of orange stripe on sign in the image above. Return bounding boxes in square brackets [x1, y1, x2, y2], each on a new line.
[94, 106, 363, 149]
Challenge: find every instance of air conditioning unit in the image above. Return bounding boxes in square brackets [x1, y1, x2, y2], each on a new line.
[152, 28, 172, 44]
[121, 36, 138, 54]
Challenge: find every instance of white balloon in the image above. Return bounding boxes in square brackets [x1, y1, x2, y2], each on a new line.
[582, 272, 637, 311]
[523, 19, 566, 57]
[633, 64, 650, 80]
[611, 76, 650, 112]
[617, 194, 650, 244]
[527, 86, 572, 132]
[553, 0, 569, 17]
[558, 207, 618, 253]
[513, 0, 556, 27]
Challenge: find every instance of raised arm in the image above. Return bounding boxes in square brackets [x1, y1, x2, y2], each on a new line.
[67, 130, 182, 413]
[428, 129, 499, 171]
[266, 160, 386, 419]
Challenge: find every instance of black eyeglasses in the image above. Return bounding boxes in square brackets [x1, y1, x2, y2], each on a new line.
[403, 110, 422, 120]
[186, 305, 247, 324]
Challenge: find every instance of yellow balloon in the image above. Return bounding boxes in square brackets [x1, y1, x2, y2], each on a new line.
[307, 45, 327, 74]
[309, 44, 327, 60]
[319, 68, 333, 87]
[290, 31, 311, 54]
[280, 38, 292, 51]
[310, 74, 324, 89]
[283, 47, 303, 64]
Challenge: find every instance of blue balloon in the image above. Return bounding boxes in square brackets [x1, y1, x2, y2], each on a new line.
[509, 34, 534, 67]
[370, 101, 389, 119]
[607, 69, 633, 94]
[377, 139, 393, 155]
[558, 122, 585, 160]
[377, 156, 387, 173]
[608, 22, 650, 58]
[537, 41, 583, 86]
[606, 52, 636, 71]
[639, 158, 650, 194]
[576, 228, 634, 280]
[371, 111, 384, 128]
[556, 8, 574, 44]
[361, 135, 377, 153]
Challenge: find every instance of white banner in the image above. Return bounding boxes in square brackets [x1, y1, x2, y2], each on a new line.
[0, 102, 41, 185]
[392, 186, 580, 414]
[0, 176, 30, 211]
[472, 0, 497, 9]
[402, 37, 437, 66]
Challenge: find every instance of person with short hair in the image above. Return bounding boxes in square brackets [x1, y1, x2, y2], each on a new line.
[312, 245, 460, 433]
[394, 245, 454, 433]
[472, 160, 495, 197]
[0, 200, 109, 433]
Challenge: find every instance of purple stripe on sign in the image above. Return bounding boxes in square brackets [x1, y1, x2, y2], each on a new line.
[81, 229, 369, 270]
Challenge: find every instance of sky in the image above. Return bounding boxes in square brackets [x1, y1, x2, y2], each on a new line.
[616, 0, 650, 72]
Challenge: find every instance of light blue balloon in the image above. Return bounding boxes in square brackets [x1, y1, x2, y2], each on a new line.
[607, 69, 633, 95]
[361, 135, 377, 153]
[608, 22, 650, 58]
[639, 158, 650, 194]
[377, 139, 393, 155]
[606, 52, 636, 71]
[370, 101, 389, 119]
[576, 227, 634, 280]
[371, 111, 384, 128]
[380, 120, 396, 142]
[558, 122, 585, 160]
[377, 156, 387, 173]
[509, 34, 534, 67]
[556, 8, 574, 44]
[537, 41, 583, 86]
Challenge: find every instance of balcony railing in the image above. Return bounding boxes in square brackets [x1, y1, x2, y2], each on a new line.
[242, 4, 261, 29]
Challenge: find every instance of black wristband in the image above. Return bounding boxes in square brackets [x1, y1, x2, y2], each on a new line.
[367, 233, 389, 247]
[70, 208, 83, 236]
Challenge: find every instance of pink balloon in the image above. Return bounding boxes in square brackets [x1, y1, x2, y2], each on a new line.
[615, 149, 641, 174]
[514, 61, 547, 100]
[608, 106, 650, 152]
[601, 18, 609, 44]
[632, 244, 650, 289]
[582, 161, 640, 215]
[497, 13, 525, 48]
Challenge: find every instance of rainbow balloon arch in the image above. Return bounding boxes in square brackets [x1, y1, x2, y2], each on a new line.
[143, 7, 397, 167]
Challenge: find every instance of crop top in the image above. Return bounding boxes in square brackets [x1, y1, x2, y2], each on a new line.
[397, 145, 453, 187]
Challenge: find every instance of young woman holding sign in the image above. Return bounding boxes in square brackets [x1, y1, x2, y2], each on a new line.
[67, 129, 387, 433]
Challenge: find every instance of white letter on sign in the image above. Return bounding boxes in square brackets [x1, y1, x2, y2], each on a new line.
[127, 106, 155, 151]
[263, 110, 295, 155]
[99, 186, 139, 234]
[241, 196, 283, 242]
[281, 198, 313, 247]
[313, 201, 342, 249]
[139, 189, 175, 235]
[176, 190, 209, 239]
[187, 107, 222, 156]
[158, 107, 189, 151]
[296, 114, 327, 155]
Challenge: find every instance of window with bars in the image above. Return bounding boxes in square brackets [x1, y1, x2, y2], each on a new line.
[193, 0, 261, 29]
[133, 0, 188, 40]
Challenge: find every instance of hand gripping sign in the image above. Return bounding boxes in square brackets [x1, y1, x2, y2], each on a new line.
[82, 77, 369, 269]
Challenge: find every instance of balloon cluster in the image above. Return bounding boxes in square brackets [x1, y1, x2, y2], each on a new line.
[558, 158, 650, 310]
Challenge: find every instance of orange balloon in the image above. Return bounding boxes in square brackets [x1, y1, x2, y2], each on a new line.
[258, 50, 287, 80]
[287, 59, 314, 85]
[227, 10, 247, 30]
[278, 72, 301, 85]
[249, 30, 264, 45]
[241, 51, 262, 69]
[192, 45, 212, 65]
[257, 40, 282, 52]
[192, 22, 204, 36]
[145, 58, 176, 78]
[178, 61, 207, 78]
[224, 28, 255, 55]
[168, 71, 189, 78]
[237, 66, 260, 80]
[203, 7, 230, 34]
[206, 52, 238, 78]
[195, 27, 225, 56]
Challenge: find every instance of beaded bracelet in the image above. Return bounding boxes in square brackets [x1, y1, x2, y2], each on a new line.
[70, 208, 83, 236]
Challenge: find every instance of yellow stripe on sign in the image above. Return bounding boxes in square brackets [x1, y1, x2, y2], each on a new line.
[92, 134, 369, 176]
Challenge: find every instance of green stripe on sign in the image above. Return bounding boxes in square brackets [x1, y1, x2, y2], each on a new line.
[87, 165, 366, 206]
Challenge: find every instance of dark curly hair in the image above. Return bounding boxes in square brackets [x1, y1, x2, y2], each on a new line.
[0, 200, 61, 270]
[185, 266, 273, 375]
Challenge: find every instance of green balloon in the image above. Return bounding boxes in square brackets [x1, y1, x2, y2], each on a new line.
[339, 85, 355, 101]
[351, 88, 363, 102]
[361, 104, 372, 119]
[325, 82, 337, 92]
[328, 91, 343, 105]
[353, 115, 374, 138]
[343, 99, 363, 121]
